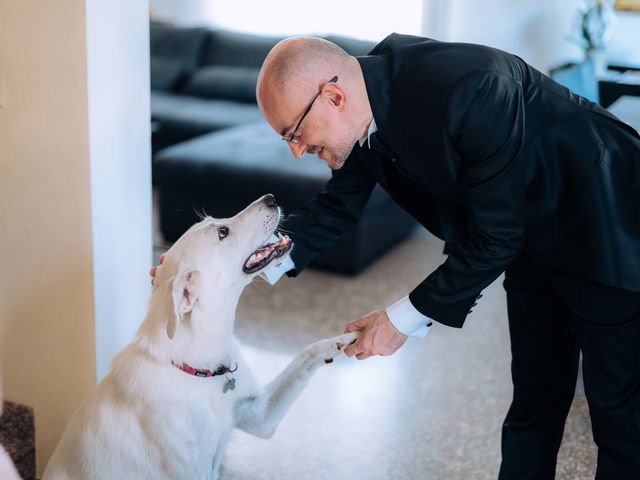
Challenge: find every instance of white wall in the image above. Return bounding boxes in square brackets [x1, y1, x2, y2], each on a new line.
[86, 0, 153, 381]
[210, 0, 423, 40]
[610, 11, 640, 66]
[151, 0, 215, 26]
[422, 0, 640, 72]
[150, 0, 639, 72]
[421, 0, 452, 41]
[0, 0, 151, 474]
[150, 0, 423, 41]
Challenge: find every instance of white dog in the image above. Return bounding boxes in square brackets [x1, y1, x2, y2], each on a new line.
[43, 194, 356, 480]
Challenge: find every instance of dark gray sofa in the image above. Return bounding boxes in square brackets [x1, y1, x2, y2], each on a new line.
[150, 24, 375, 154]
[151, 23, 417, 274]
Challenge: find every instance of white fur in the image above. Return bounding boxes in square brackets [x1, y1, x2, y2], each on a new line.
[43, 195, 357, 480]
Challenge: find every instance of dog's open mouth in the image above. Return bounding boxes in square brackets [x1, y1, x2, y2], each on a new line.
[243, 233, 293, 274]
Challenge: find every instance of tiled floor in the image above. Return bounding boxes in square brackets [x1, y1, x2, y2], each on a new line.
[155, 223, 597, 479]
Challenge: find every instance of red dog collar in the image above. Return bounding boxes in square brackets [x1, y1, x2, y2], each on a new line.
[173, 362, 238, 378]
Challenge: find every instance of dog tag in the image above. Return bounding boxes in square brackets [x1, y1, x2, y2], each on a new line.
[223, 378, 236, 393]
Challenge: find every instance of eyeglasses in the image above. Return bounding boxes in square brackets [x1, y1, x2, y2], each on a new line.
[281, 75, 338, 144]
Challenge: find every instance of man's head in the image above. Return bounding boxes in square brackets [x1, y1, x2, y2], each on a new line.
[257, 37, 372, 170]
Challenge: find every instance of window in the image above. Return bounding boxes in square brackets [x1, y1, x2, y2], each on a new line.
[210, 0, 423, 41]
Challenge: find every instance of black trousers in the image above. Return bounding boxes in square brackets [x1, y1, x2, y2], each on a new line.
[497, 256, 640, 480]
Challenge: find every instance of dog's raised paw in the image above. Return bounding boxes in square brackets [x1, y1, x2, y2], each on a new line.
[334, 336, 356, 351]
[309, 332, 358, 365]
[326, 332, 358, 361]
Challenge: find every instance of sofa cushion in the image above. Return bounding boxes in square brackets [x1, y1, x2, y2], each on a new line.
[150, 22, 208, 67]
[154, 121, 330, 195]
[151, 91, 263, 132]
[201, 29, 284, 68]
[150, 57, 188, 91]
[150, 23, 208, 91]
[151, 92, 264, 154]
[182, 65, 259, 103]
[154, 120, 396, 214]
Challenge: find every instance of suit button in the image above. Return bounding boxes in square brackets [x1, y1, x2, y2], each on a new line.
[391, 158, 396, 162]
[426, 321, 433, 327]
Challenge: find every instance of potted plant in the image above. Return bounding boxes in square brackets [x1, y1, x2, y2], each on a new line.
[572, 0, 618, 74]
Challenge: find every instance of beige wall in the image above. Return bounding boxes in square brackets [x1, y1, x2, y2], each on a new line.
[0, 0, 97, 473]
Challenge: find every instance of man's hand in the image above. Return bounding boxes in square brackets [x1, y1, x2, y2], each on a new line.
[343, 310, 408, 360]
[149, 254, 165, 285]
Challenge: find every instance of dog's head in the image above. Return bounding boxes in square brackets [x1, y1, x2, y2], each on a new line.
[153, 194, 292, 338]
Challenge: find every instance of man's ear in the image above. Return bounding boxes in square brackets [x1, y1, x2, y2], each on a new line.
[167, 270, 201, 339]
[324, 83, 346, 110]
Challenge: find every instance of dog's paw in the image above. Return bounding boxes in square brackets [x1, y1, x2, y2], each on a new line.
[307, 332, 358, 365]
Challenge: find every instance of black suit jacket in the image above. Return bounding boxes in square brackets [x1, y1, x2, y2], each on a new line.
[285, 33, 640, 328]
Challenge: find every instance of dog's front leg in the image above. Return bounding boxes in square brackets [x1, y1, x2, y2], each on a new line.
[234, 332, 357, 439]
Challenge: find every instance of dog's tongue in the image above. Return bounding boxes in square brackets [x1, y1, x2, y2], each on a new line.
[245, 245, 277, 268]
[243, 233, 292, 273]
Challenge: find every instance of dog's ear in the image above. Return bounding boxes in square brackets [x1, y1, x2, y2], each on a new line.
[167, 270, 201, 339]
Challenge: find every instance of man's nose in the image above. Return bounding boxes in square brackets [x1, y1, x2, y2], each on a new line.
[288, 141, 306, 159]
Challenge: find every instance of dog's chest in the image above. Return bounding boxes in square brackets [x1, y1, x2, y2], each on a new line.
[146, 393, 233, 478]
[207, 384, 238, 420]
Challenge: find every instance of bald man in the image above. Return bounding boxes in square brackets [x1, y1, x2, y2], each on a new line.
[255, 34, 640, 479]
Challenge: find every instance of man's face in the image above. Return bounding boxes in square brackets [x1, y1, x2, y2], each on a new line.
[265, 82, 361, 170]
[284, 108, 358, 170]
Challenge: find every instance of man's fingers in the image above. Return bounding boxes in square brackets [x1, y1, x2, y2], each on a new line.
[345, 317, 367, 333]
[345, 323, 360, 333]
[344, 343, 358, 358]
[150, 256, 164, 286]
[345, 342, 374, 360]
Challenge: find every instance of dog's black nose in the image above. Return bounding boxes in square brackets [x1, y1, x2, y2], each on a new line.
[263, 194, 278, 208]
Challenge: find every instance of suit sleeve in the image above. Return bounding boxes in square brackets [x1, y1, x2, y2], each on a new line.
[284, 145, 377, 275]
[409, 71, 527, 328]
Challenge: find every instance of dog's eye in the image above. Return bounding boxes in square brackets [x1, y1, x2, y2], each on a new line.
[217, 226, 229, 240]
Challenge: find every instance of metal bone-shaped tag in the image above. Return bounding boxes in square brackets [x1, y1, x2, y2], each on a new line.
[223, 377, 236, 393]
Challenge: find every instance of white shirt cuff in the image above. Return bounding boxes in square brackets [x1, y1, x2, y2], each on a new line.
[259, 253, 295, 285]
[386, 296, 435, 339]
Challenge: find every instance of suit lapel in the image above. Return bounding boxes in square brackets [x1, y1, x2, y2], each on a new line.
[356, 47, 468, 243]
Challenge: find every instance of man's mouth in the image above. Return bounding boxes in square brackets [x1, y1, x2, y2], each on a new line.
[306, 145, 322, 156]
[242, 233, 293, 274]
